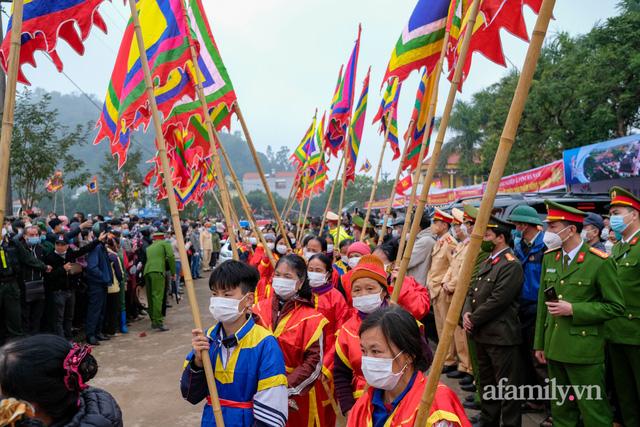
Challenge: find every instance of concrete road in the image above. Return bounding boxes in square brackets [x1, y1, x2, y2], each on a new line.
[91, 275, 545, 426]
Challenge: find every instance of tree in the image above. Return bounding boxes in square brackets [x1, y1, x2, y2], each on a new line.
[10, 89, 89, 210]
[275, 146, 294, 172]
[99, 149, 144, 214]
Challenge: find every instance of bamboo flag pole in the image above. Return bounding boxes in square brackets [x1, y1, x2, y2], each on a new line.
[280, 178, 297, 220]
[53, 191, 58, 213]
[414, 1, 555, 424]
[217, 141, 277, 267]
[392, 0, 481, 303]
[361, 110, 394, 243]
[127, 2, 225, 426]
[97, 186, 102, 214]
[296, 195, 307, 243]
[396, 31, 451, 264]
[283, 180, 298, 223]
[378, 125, 413, 246]
[319, 155, 344, 233]
[298, 187, 314, 242]
[335, 135, 352, 249]
[0, 0, 24, 228]
[234, 105, 291, 250]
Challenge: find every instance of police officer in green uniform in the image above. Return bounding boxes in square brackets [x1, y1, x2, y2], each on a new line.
[606, 186, 640, 427]
[534, 201, 625, 427]
[143, 231, 176, 331]
[463, 215, 524, 427]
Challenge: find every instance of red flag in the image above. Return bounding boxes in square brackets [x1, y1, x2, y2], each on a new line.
[395, 174, 413, 196]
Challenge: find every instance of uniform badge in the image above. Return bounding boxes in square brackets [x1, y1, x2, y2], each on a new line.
[577, 252, 585, 263]
[632, 236, 638, 246]
[492, 257, 500, 265]
[546, 268, 556, 273]
[555, 252, 561, 261]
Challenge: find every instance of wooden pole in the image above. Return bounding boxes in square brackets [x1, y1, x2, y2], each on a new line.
[319, 155, 344, 233]
[234, 105, 291, 250]
[62, 187, 66, 216]
[396, 31, 451, 263]
[127, 2, 225, 426]
[392, 0, 481, 303]
[361, 113, 393, 243]
[414, 1, 556, 424]
[53, 191, 58, 213]
[218, 141, 276, 267]
[296, 195, 307, 243]
[335, 139, 351, 249]
[97, 187, 102, 214]
[378, 125, 412, 246]
[280, 177, 297, 220]
[0, 0, 23, 229]
[298, 188, 314, 242]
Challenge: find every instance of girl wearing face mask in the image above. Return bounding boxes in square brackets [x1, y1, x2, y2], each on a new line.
[347, 306, 469, 426]
[302, 236, 326, 262]
[336, 242, 372, 305]
[253, 255, 330, 427]
[254, 235, 290, 302]
[183, 260, 289, 427]
[333, 239, 353, 277]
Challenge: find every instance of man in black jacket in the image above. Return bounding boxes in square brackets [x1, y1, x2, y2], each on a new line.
[463, 216, 525, 427]
[44, 233, 105, 339]
[13, 225, 51, 335]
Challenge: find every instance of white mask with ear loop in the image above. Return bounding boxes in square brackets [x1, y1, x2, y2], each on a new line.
[361, 351, 408, 390]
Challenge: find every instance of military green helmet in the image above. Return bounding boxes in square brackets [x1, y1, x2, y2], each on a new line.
[507, 204, 543, 226]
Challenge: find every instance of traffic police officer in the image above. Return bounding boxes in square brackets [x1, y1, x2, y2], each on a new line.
[606, 186, 640, 427]
[463, 215, 524, 427]
[534, 201, 624, 427]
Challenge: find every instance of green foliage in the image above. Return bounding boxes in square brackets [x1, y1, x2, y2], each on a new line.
[99, 149, 145, 214]
[444, 6, 640, 179]
[11, 89, 90, 210]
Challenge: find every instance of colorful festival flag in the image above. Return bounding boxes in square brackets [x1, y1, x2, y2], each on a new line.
[346, 67, 370, 184]
[308, 112, 328, 194]
[381, 0, 451, 86]
[87, 176, 99, 194]
[95, 0, 195, 166]
[0, 0, 109, 85]
[402, 68, 437, 171]
[360, 159, 372, 173]
[373, 77, 402, 160]
[45, 171, 64, 193]
[395, 173, 413, 196]
[325, 26, 362, 157]
[291, 114, 317, 167]
[446, 0, 543, 88]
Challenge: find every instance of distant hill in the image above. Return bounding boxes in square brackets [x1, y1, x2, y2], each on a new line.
[33, 89, 276, 179]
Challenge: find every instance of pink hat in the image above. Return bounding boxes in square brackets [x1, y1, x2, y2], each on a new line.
[347, 241, 371, 256]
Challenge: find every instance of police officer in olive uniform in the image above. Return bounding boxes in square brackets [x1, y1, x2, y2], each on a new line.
[463, 215, 524, 427]
[606, 186, 640, 427]
[534, 201, 625, 427]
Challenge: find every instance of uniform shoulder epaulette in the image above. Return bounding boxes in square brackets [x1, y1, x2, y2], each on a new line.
[589, 247, 609, 259]
[544, 247, 561, 254]
[505, 252, 516, 262]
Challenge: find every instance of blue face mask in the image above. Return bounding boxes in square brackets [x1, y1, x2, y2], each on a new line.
[512, 229, 522, 240]
[40, 235, 46, 242]
[26, 236, 40, 246]
[610, 213, 631, 234]
[123, 230, 130, 237]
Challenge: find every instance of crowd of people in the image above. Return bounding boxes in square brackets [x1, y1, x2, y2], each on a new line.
[0, 184, 638, 427]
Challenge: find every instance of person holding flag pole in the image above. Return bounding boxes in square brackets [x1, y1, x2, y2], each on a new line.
[123, 1, 227, 425]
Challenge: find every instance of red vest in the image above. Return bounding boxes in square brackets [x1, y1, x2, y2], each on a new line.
[347, 371, 470, 427]
[253, 296, 330, 427]
[335, 312, 367, 399]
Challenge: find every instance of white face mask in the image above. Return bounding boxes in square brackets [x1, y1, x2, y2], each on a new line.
[361, 351, 407, 391]
[249, 237, 257, 245]
[327, 244, 334, 253]
[391, 230, 400, 238]
[308, 271, 327, 288]
[303, 250, 317, 261]
[543, 226, 571, 250]
[460, 224, 470, 238]
[348, 256, 360, 269]
[353, 291, 383, 314]
[601, 227, 610, 241]
[276, 244, 287, 255]
[580, 230, 593, 242]
[272, 277, 298, 300]
[209, 296, 245, 323]
[267, 242, 275, 250]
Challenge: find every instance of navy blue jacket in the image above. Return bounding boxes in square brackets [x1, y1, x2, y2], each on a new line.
[513, 232, 546, 303]
[84, 242, 113, 286]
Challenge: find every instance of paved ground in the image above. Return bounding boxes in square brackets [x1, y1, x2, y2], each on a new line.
[91, 275, 545, 426]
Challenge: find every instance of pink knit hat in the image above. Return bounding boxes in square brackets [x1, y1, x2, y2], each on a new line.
[347, 241, 371, 256]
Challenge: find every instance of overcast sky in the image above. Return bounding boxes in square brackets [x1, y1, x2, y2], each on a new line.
[4, 0, 619, 177]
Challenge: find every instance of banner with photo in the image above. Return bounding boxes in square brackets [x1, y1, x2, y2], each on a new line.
[563, 135, 640, 186]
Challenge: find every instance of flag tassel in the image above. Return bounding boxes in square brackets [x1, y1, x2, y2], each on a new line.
[361, 108, 394, 243]
[378, 124, 413, 246]
[414, 0, 556, 423]
[127, 2, 226, 427]
[0, 0, 24, 228]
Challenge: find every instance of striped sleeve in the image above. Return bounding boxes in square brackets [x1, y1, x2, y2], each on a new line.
[253, 335, 288, 426]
